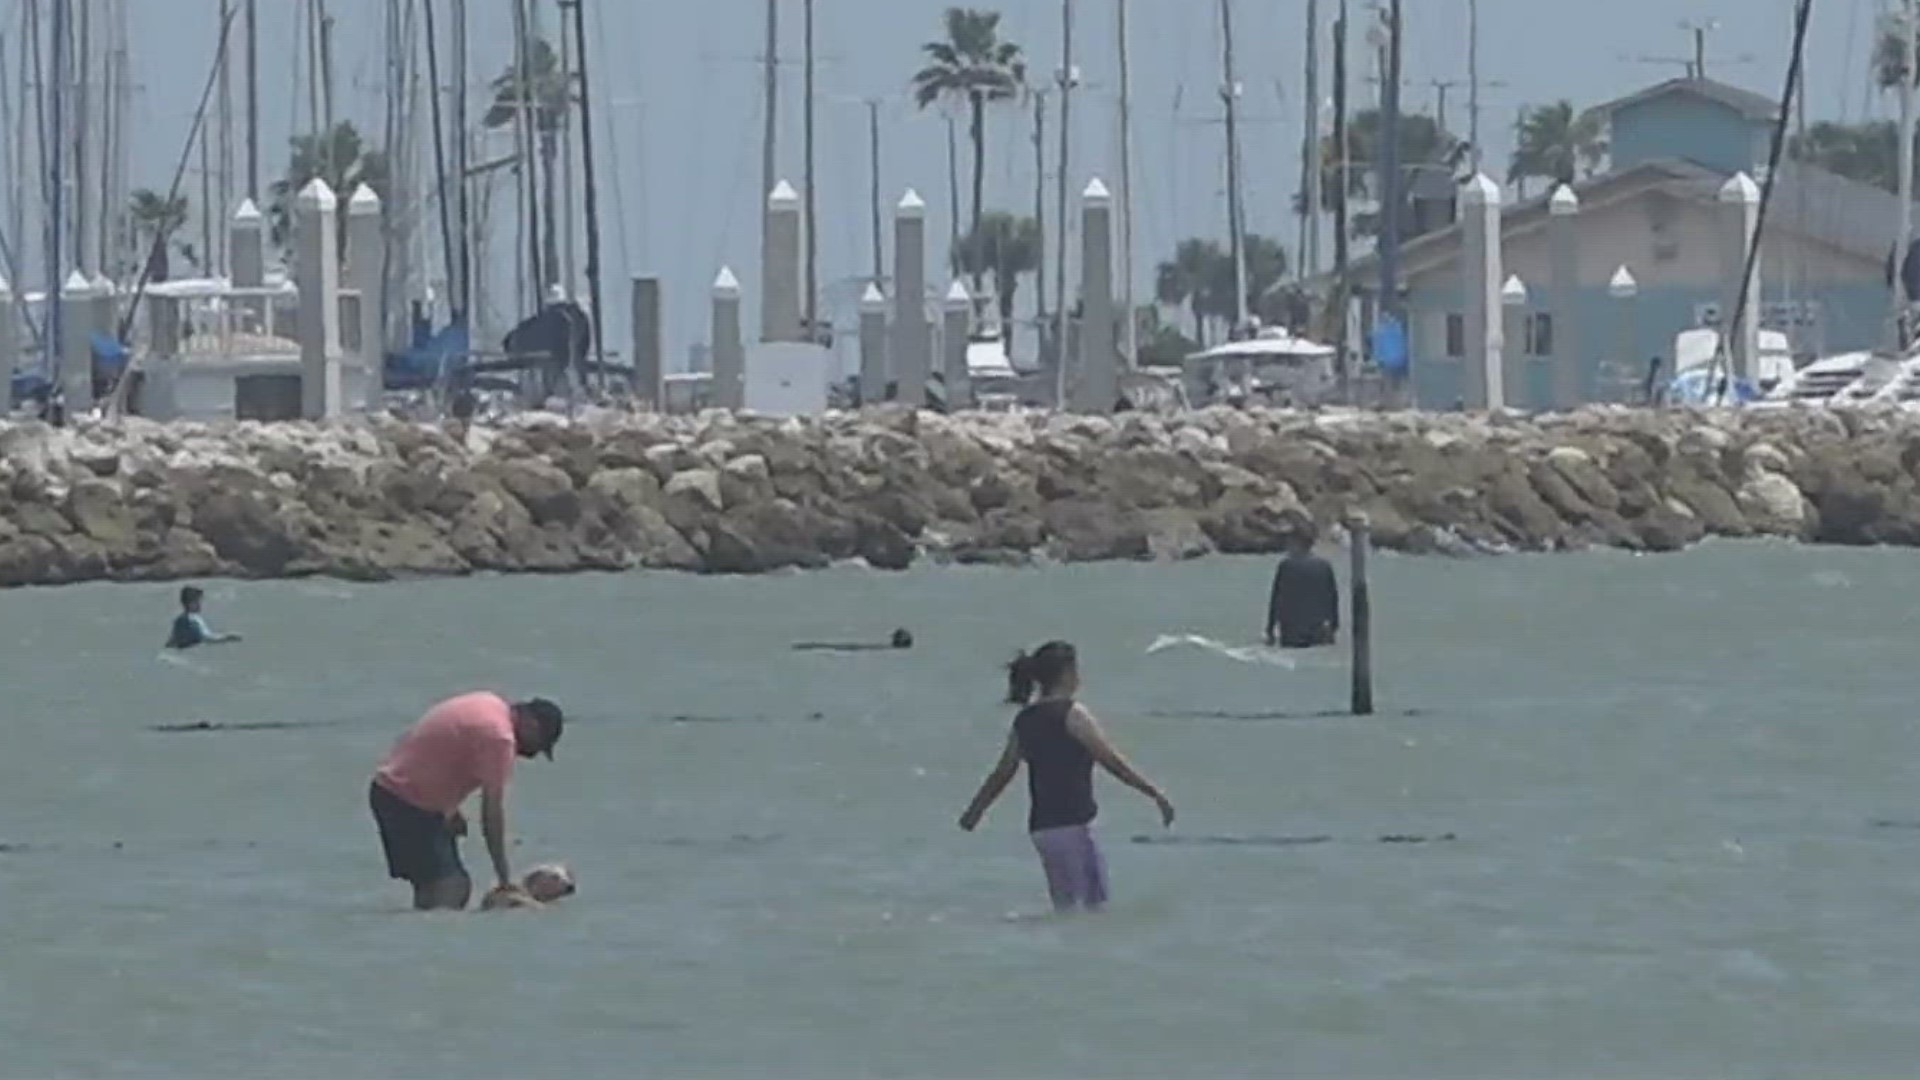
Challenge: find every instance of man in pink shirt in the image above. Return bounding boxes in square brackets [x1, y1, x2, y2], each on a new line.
[369, 692, 564, 910]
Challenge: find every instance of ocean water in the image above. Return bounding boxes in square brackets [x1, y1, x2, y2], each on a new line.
[2, 544, 1918, 1079]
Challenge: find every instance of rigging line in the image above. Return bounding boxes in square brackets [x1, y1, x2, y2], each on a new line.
[1707, 0, 1815, 399]
[584, 0, 631, 273]
[114, 2, 238, 343]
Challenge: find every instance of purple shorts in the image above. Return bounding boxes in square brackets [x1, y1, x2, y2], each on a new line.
[1030, 823, 1109, 911]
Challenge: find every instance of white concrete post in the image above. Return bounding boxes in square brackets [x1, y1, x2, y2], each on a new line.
[858, 282, 888, 405]
[711, 266, 745, 410]
[942, 280, 973, 411]
[891, 189, 930, 406]
[631, 275, 664, 409]
[1075, 178, 1117, 413]
[145, 293, 183, 420]
[347, 184, 384, 412]
[294, 177, 343, 420]
[0, 276, 16, 405]
[59, 270, 95, 412]
[1548, 183, 1581, 410]
[230, 197, 266, 332]
[89, 273, 117, 346]
[1719, 172, 1761, 384]
[1460, 172, 1504, 409]
[761, 180, 803, 343]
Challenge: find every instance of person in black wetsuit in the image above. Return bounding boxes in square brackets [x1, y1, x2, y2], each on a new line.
[957, 641, 1174, 912]
[791, 628, 914, 652]
[1265, 526, 1339, 648]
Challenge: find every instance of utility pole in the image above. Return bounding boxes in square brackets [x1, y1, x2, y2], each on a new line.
[1117, 0, 1136, 362]
[1677, 18, 1721, 80]
[1219, 0, 1246, 331]
[1430, 78, 1461, 130]
[866, 97, 883, 283]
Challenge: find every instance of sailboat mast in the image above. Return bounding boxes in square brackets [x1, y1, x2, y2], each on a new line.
[1377, 0, 1404, 351]
[215, 0, 231, 274]
[803, 0, 817, 336]
[1331, 0, 1351, 397]
[564, 0, 606, 377]
[1031, 87, 1046, 353]
[557, 0, 576, 301]
[1116, 0, 1135, 362]
[867, 98, 882, 282]
[511, 0, 541, 305]
[1053, 0, 1073, 401]
[243, 0, 257, 200]
[1218, 0, 1246, 330]
[48, 0, 67, 395]
[1301, 0, 1320, 280]
[71, 0, 89, 276]
[1467, 0, 1481, 171]
[761, 0, 777, 209]
[1895, 0, 1915, 350]
[451, 0, 469, 319]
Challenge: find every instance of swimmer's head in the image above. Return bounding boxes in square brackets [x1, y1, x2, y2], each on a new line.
[1006, 640, 1078, 705]
[179, 585, 204, 612]
[890, 628, 914, 649]
[523, 863, 576, 903]
[1284, 517, 1317, 555]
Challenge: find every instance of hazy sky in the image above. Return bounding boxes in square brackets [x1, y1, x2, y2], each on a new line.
[86, 0, 1892, 364]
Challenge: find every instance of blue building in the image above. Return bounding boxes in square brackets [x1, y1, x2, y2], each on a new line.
[1337, 77, 1902, 408]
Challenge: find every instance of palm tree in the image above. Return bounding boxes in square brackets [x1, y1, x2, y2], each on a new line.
[1316, 109, 1468, 238]
[1507, 101, 1607, 196]
[1197, 234, 1288, 333]
[1155, 238, 1222, 346]
[956, 211, 1041, 349]
[127, 189, 193, 283]
[911, 8, 1026, 295]
[1790, 120, 1901, 193]
[268, 121, 389, 254]
[485, 37, 574, 291]
[1876, 16, 1919, 89]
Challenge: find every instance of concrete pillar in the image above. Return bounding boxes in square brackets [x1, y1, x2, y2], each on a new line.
[59, 270, 95, 412]
[630, 275, 664, 409]
[1719, 172, 1761, 384]
[711, 266, 744, 410]
[230, 197, 266, 332]
[145, 294, 183, 420]
[1460, 172, 1504, 409]
[942, 280, 973, 411]
[89, 273, 117, 344]
[0, 276, 16, 405]
[858, 282, 888, 405]
[294, 177, 343, 420]
[1075, 178, 1117, 414]
[1548, 183, 1581, 410]
[891, 189, 929, 406]
[347, 184, 385, 412]
[761, 180, 803, 343]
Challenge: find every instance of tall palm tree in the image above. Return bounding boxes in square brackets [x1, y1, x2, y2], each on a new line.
[911, 8, 1026, 295]
[1316, 109, 1467, 238]
[1507, 101, 1607, 196]
[268, 122, 389, 254]
[956, 210, 1041, 349]
[127, 189, 193, 283]
[1155, 238, 1224, 346]
[1197, 233, 1287, 330]
[1876, 16, 1918, 89]
[485, 37, 574, 292]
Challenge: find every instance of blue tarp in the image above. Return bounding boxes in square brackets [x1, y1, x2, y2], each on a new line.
[91, 332, 128, 375]
[1666, 368, 1763, 406]
[1370, 316, 1409, 375]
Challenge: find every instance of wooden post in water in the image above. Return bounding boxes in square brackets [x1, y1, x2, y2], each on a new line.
[1348, 511, 1373, 716]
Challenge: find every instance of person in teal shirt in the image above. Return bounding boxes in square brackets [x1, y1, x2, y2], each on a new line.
[166, 586, 240, 650]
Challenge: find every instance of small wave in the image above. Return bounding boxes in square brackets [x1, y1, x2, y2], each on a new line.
[1144, 634, 1298, 668]
[154, 651, 216, 674]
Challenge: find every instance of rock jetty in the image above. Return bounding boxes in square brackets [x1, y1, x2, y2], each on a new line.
[0, 405, 1911, 586]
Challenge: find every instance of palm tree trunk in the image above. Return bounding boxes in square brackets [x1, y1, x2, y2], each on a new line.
[540, 128, 561, 293]
[968, 90, 986, 297]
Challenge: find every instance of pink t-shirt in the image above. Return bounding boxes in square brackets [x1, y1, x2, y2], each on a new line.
[373, 692, 516, 815]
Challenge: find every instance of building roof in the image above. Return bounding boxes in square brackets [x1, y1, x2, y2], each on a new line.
[1319, 157, 1909, 295]
[1586, 77, 1781, 122]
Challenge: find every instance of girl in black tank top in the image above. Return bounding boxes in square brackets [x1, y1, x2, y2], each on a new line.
[958, 642, 1176, 911]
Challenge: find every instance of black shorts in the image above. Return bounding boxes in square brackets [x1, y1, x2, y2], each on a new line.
[369, 780, 467, 886]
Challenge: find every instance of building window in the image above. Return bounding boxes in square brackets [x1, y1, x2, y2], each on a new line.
[1445, 313, 1464, 357]
[1525, 313, 1555, 357]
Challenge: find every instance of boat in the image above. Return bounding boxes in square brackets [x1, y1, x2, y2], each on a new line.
[1182, 326, 1337, 407]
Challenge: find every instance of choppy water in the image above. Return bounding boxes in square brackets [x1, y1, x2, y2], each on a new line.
[3, 544, 1919, 1078]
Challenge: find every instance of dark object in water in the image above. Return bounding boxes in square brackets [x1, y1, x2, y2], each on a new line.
[1145, 707, 1427, 722]
[1130, 832, 1457, 847]
[792, 627, 915, 652]
[149, 719, 342, 734]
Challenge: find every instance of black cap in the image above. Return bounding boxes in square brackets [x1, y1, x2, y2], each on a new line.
[522, 698, 564, 759]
